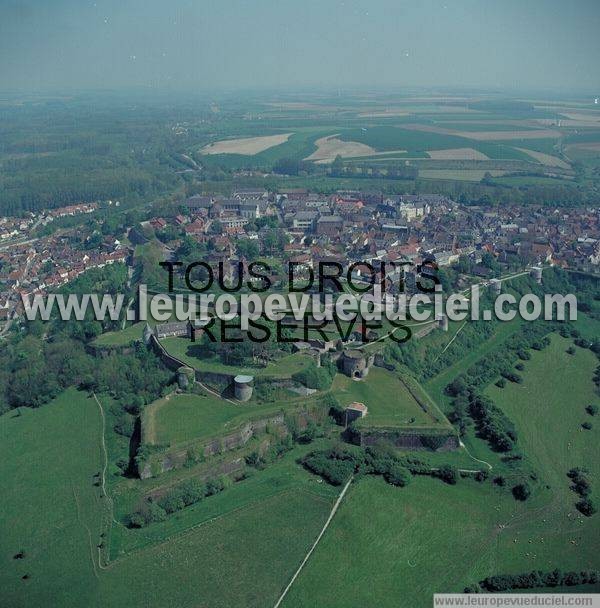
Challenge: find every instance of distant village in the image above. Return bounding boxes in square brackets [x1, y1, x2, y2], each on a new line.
[2, 188, 600, 328]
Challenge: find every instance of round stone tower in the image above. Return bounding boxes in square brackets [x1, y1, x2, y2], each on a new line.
[342, 350, 369, 379]
[489, 278, 501, 295]
[177, 366, 195, 390]
[234, 375, 254, 402]
[530, 266, 543, 284]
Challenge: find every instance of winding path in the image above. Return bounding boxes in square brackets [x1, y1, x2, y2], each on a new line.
[459, 439, 493, 471]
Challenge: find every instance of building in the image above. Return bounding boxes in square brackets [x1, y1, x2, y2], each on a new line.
[185, 195, 213, 214]
[345, 402, 368, 425]
[341, 350, 374, 379]
[316, 215, 343, 237]
[292, 211, 318, 231]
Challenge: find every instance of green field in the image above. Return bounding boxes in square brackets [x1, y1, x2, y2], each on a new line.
[0, 389, 106, 607]
[331, 367, 447, 428]
[161, 336, 313, 378]
[424, 317, 525, 412]
[283, 335, 600, 607]
[282, 474, 600, 608]
[199, 126, 335, 166]
[93, 322, 145, 347]
[338, 126, 534, 160]
[485, 333, 599, 506]
[144, 389, 291, 446]
[419, 169, 507, 181]
[0, 389, 337, 608]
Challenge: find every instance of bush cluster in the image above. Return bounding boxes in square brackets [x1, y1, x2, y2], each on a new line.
[301, 443, 465, 488]
[478, 569, 598, 592]
[568, 468, 596, 517]
[127, 476, 229, 528]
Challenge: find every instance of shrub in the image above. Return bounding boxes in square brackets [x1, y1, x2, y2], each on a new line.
[302, 453, 354, 485]
[245, 451, 267, 470]
[384, 462, 412, 487]
[576, 498, 596, 517]
[581, 421, 593, 430]
[179, 479, 205, 506]
[512, 482, 531, 501]
[147, 502, 167, 523]
[127, 512, 146, 528]
[158, 491, 185, 514]
[205, 477, 226, 496]
[292, 362, 334, 390]
[585, 404, 598, 416]
[437, 464, 459, 485]
[480, 569, 599, 592]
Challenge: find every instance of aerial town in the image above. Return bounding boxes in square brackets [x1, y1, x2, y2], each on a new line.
[3, 188, 599, 331]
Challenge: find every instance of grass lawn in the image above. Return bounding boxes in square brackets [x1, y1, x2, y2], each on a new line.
[93, 322, 145, 347]
[0, 390, 336, 608]
[331, 367, 445, 428]
[282, 475, 600, 608]
[161, 336, 312, 378]
[485, 333, 599, 508]
[0, 388, 105, 607]
[144, 389, 293, 446]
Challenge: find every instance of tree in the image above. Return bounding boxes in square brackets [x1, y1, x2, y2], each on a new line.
[385, 463, 412, 487]
[576, 498, 596, 517]
[512, 482, 531, 501]
[437, 464, 458, 485]
[236, 238, 259, 259]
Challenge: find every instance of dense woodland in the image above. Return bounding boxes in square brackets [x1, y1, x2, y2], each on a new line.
[0, 264, 173, 414]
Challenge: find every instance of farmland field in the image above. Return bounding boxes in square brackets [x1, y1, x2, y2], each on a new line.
[304, 134, 379, 163]
[515, 147, 571, 168]
[419, 169, 507, 181]
[426, 147, 489, 160]
[200, 133, 293, 155]
[338, 126, 534, 161]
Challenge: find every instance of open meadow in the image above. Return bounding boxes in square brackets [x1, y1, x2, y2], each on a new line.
[0, 390, 337, 608]
[331, 367, 448, 428]
[282, 333, 600, 607]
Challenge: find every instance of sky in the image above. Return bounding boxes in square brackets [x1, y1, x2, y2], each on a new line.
[0, 0, 599, 94]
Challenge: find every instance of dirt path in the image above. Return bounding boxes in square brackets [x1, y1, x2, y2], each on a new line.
[273, 476, 354, 608]
[459, 440, 493, 471]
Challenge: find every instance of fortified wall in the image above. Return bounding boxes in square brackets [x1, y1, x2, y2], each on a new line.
[138, 411, 286, 479]
[359, 428, 459, 451]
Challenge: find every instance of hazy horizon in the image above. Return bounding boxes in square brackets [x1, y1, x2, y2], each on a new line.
[1, 0, 599, 94]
